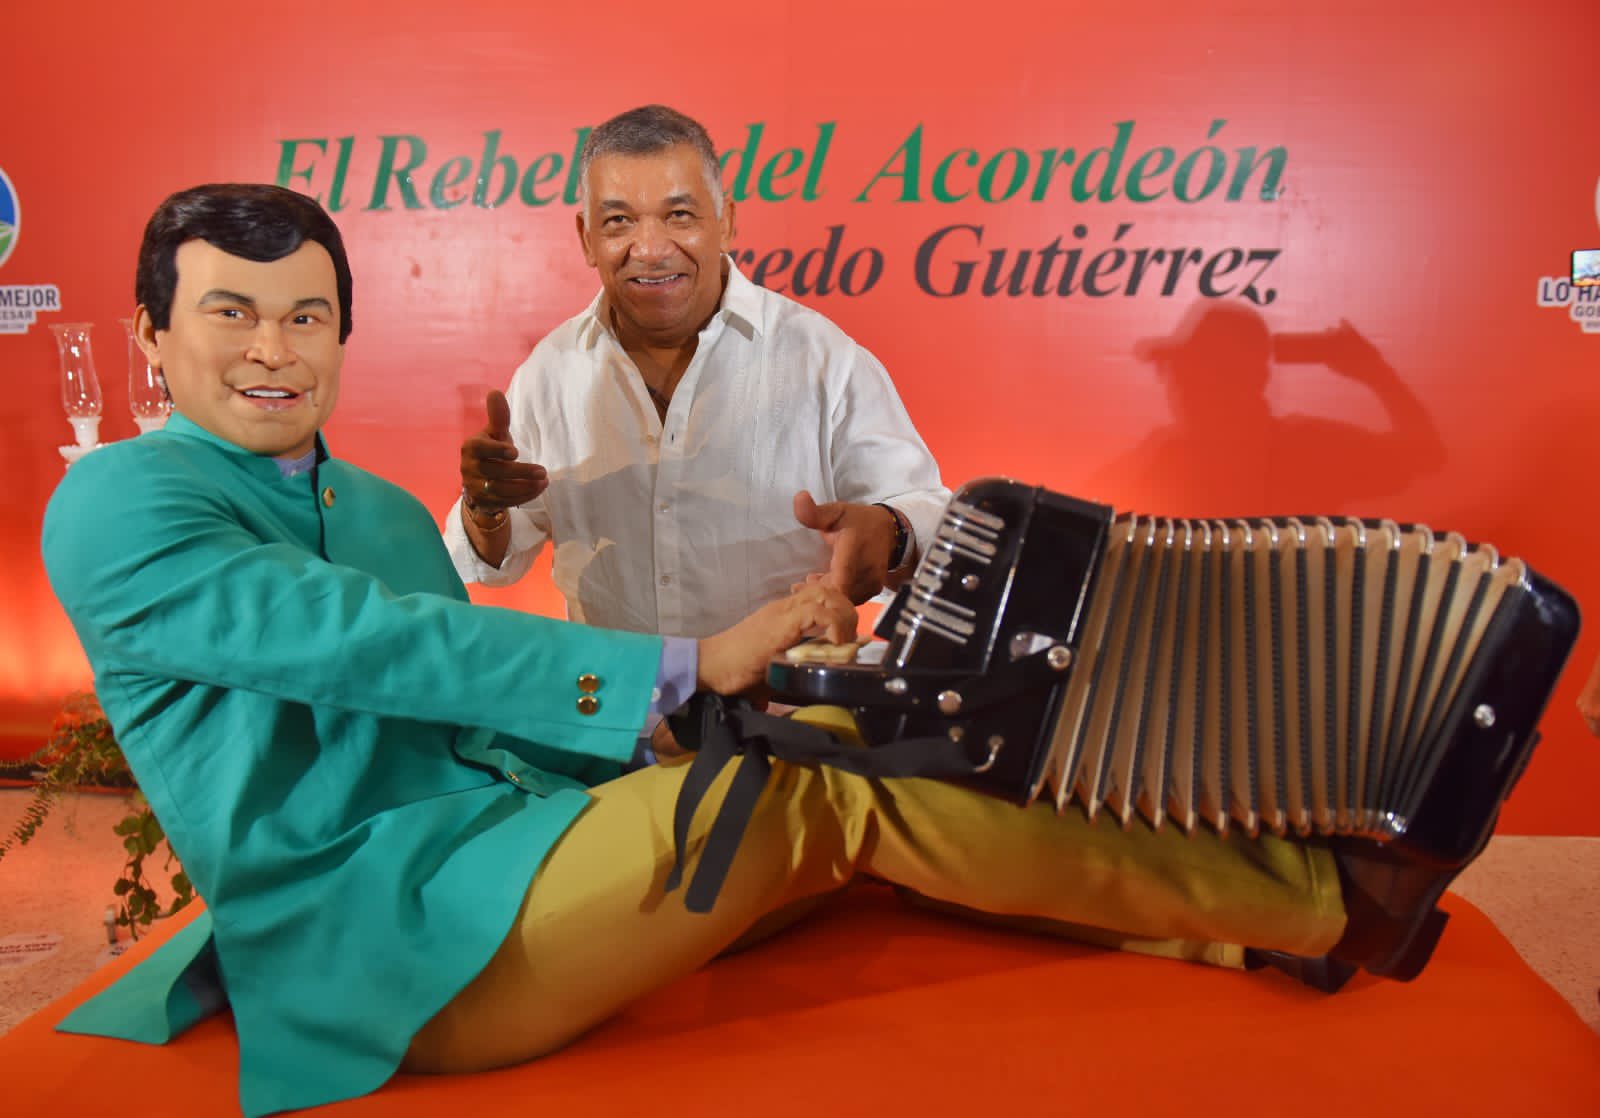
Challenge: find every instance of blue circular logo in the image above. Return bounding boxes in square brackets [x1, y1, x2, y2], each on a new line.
[0, 166, 17, 269]
[0, 164, 17, 270]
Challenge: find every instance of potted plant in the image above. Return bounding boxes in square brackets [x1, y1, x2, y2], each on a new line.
[0, 691, 194, 939]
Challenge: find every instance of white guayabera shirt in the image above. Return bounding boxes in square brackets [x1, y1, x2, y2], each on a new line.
[445, 259, 950, 639]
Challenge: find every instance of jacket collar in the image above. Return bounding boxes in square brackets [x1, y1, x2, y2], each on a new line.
[160, 412, 331, 479]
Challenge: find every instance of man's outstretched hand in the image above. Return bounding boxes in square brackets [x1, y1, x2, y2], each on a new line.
[793, 490, 898, 604]
[460, 389, 548, 510]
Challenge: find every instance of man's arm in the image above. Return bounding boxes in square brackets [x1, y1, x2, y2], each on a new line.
[443, 383, 553, 586]
[452, 389, 548, 570]
[798, 343, 951, 600]
[47, 445, 856, 767]
[46, 448, 657, 763]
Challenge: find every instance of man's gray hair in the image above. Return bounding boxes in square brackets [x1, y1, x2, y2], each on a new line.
[578, 105, 724, 215]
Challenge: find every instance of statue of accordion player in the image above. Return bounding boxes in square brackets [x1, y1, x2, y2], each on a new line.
[666, 478, 1580, 993]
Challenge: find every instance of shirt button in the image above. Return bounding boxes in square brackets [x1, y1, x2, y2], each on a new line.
[321, 487, 336, 508]
[658, 502, 670, 514]
[577, 673, 600, 694]
[660, 574, 672, 586]
[576, 695, 600, 716]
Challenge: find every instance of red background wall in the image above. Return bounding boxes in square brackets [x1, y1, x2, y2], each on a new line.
[4, 1, 1597, 832]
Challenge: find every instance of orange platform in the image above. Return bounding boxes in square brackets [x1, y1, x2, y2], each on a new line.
[4, 884, 1597, 1115]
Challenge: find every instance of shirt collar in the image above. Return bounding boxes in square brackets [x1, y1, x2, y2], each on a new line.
[578, 254, 763, 350]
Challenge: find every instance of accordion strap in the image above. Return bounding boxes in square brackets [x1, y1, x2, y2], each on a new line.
[663, 693, 983, 913]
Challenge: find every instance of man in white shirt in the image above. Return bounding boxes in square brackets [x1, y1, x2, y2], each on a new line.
[443, 104, 950, 641]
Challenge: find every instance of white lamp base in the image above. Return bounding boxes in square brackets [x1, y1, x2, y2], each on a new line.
[59, 443, 101, 466]
[68, 416, 102, 445]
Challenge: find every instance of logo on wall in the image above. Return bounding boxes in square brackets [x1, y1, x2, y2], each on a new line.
[1533, 174, 1600, 336]
[0, 164, 64, 336]
[0, 165, 17, 269]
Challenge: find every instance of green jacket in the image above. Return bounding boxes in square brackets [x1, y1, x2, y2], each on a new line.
[41, 415, 662, 1116]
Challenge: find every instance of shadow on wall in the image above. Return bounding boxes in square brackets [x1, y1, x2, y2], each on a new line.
[1086, 302, 1445, 518]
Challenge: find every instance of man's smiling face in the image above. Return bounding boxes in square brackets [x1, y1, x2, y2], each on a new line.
[576, 143, 734, 350]
[137, 239, 344, 458]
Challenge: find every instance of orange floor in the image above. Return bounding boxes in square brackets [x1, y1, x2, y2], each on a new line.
[5, 884, 1598, 1115]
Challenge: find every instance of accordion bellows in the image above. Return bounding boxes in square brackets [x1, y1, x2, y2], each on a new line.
[1040, 514, 1524, 841]
[772, 479, 1578, 870]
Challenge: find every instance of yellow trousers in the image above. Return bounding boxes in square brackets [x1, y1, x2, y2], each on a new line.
[405, 744, 1344, 1074]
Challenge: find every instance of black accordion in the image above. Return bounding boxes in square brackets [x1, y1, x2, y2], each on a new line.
[768, 478, 1579, 870]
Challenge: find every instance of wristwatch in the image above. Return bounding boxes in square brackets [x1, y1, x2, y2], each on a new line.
[874, 502, 911, 570]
